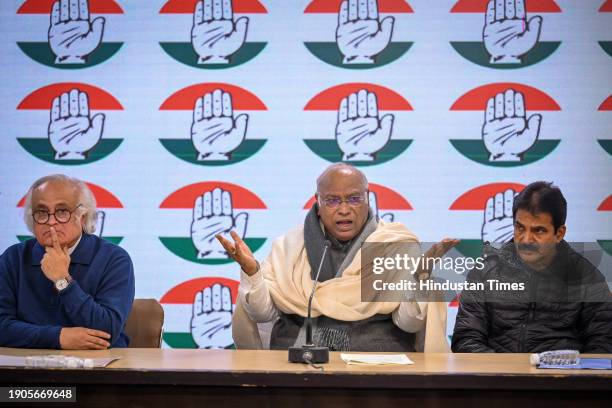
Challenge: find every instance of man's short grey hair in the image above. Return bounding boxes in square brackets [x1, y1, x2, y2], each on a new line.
[23, 174, 98, 234]
[316, 163, 368, 194]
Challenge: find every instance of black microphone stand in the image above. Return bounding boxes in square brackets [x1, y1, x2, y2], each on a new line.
[288, 241, 331, 364]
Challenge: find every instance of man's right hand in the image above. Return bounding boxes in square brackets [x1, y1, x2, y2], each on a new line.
[59, 327, 111, 350]
[216, 230, 258, 276]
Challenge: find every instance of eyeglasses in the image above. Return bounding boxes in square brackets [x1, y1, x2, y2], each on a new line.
[32, 204, 83, 225]
[319, 195, 366, 208]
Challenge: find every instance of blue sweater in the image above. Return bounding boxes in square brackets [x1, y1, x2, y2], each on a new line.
[0, 234, 135, 348]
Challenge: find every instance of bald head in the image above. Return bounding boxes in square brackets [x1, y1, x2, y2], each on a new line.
[316, 163, 368, 194]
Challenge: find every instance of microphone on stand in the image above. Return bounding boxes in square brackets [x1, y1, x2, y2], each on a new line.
[288, 240, 331, 364]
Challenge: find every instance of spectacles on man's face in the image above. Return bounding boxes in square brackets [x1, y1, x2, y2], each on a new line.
[319, 195, 366, 209]
[32, 204, 83, 225]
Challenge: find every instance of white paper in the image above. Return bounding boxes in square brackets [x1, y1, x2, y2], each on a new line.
[340, 353, 414, 365]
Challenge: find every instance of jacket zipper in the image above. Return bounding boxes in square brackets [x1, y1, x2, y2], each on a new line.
[519, 273, 538, 352]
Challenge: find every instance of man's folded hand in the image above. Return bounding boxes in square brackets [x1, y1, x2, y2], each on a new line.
[59, 327, 111, 350]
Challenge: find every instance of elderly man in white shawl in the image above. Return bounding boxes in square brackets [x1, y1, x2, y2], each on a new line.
[217, 164, 457, 352]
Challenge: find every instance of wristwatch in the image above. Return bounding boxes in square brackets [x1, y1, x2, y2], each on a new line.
[54, 275, 73, 292]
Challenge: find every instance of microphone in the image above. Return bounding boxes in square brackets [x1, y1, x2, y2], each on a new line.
[288, 240, 331, 364]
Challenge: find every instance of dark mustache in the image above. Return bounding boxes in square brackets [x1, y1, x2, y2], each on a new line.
[517, 243, 539, 252]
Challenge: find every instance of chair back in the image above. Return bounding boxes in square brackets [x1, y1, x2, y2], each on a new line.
[125, 299, 164, 348]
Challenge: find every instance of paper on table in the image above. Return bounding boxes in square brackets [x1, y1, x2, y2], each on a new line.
[340, 353, 414, 365]
[0, 355, 119, 368]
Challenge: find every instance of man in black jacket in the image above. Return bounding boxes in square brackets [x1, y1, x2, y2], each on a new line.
[452, 181, 612, 353]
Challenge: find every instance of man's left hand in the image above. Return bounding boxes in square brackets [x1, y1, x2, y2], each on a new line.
[41, 227, 71, 282]
[425, 238, 461, 260]
[415, 238, 461, 280]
